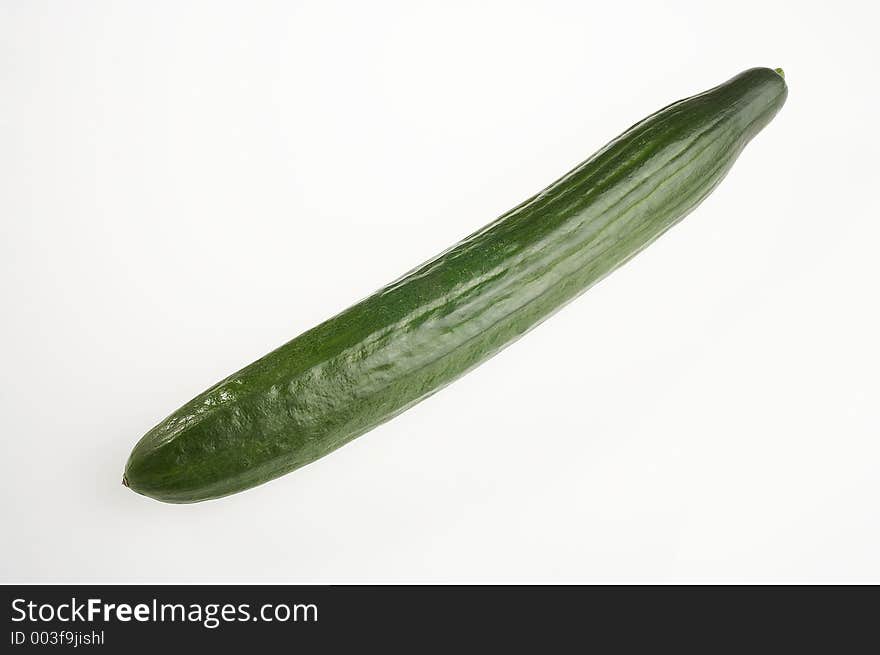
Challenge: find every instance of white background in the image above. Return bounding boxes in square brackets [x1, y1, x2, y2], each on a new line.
[2, 1, 878, 583]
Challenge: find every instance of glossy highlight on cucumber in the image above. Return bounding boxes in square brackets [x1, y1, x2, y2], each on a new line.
[124, 67, 787, 503]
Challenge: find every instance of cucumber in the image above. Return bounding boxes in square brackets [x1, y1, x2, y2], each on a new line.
[124, 67, 787, 503]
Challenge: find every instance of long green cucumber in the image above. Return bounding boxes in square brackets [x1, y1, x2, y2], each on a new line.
[124, 67, 787, 503]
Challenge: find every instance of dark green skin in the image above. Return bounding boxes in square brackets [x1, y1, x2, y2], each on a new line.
[124, 67, 787, 503]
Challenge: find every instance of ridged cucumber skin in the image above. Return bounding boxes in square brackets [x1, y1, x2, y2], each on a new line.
[125, 67, 787, 503]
